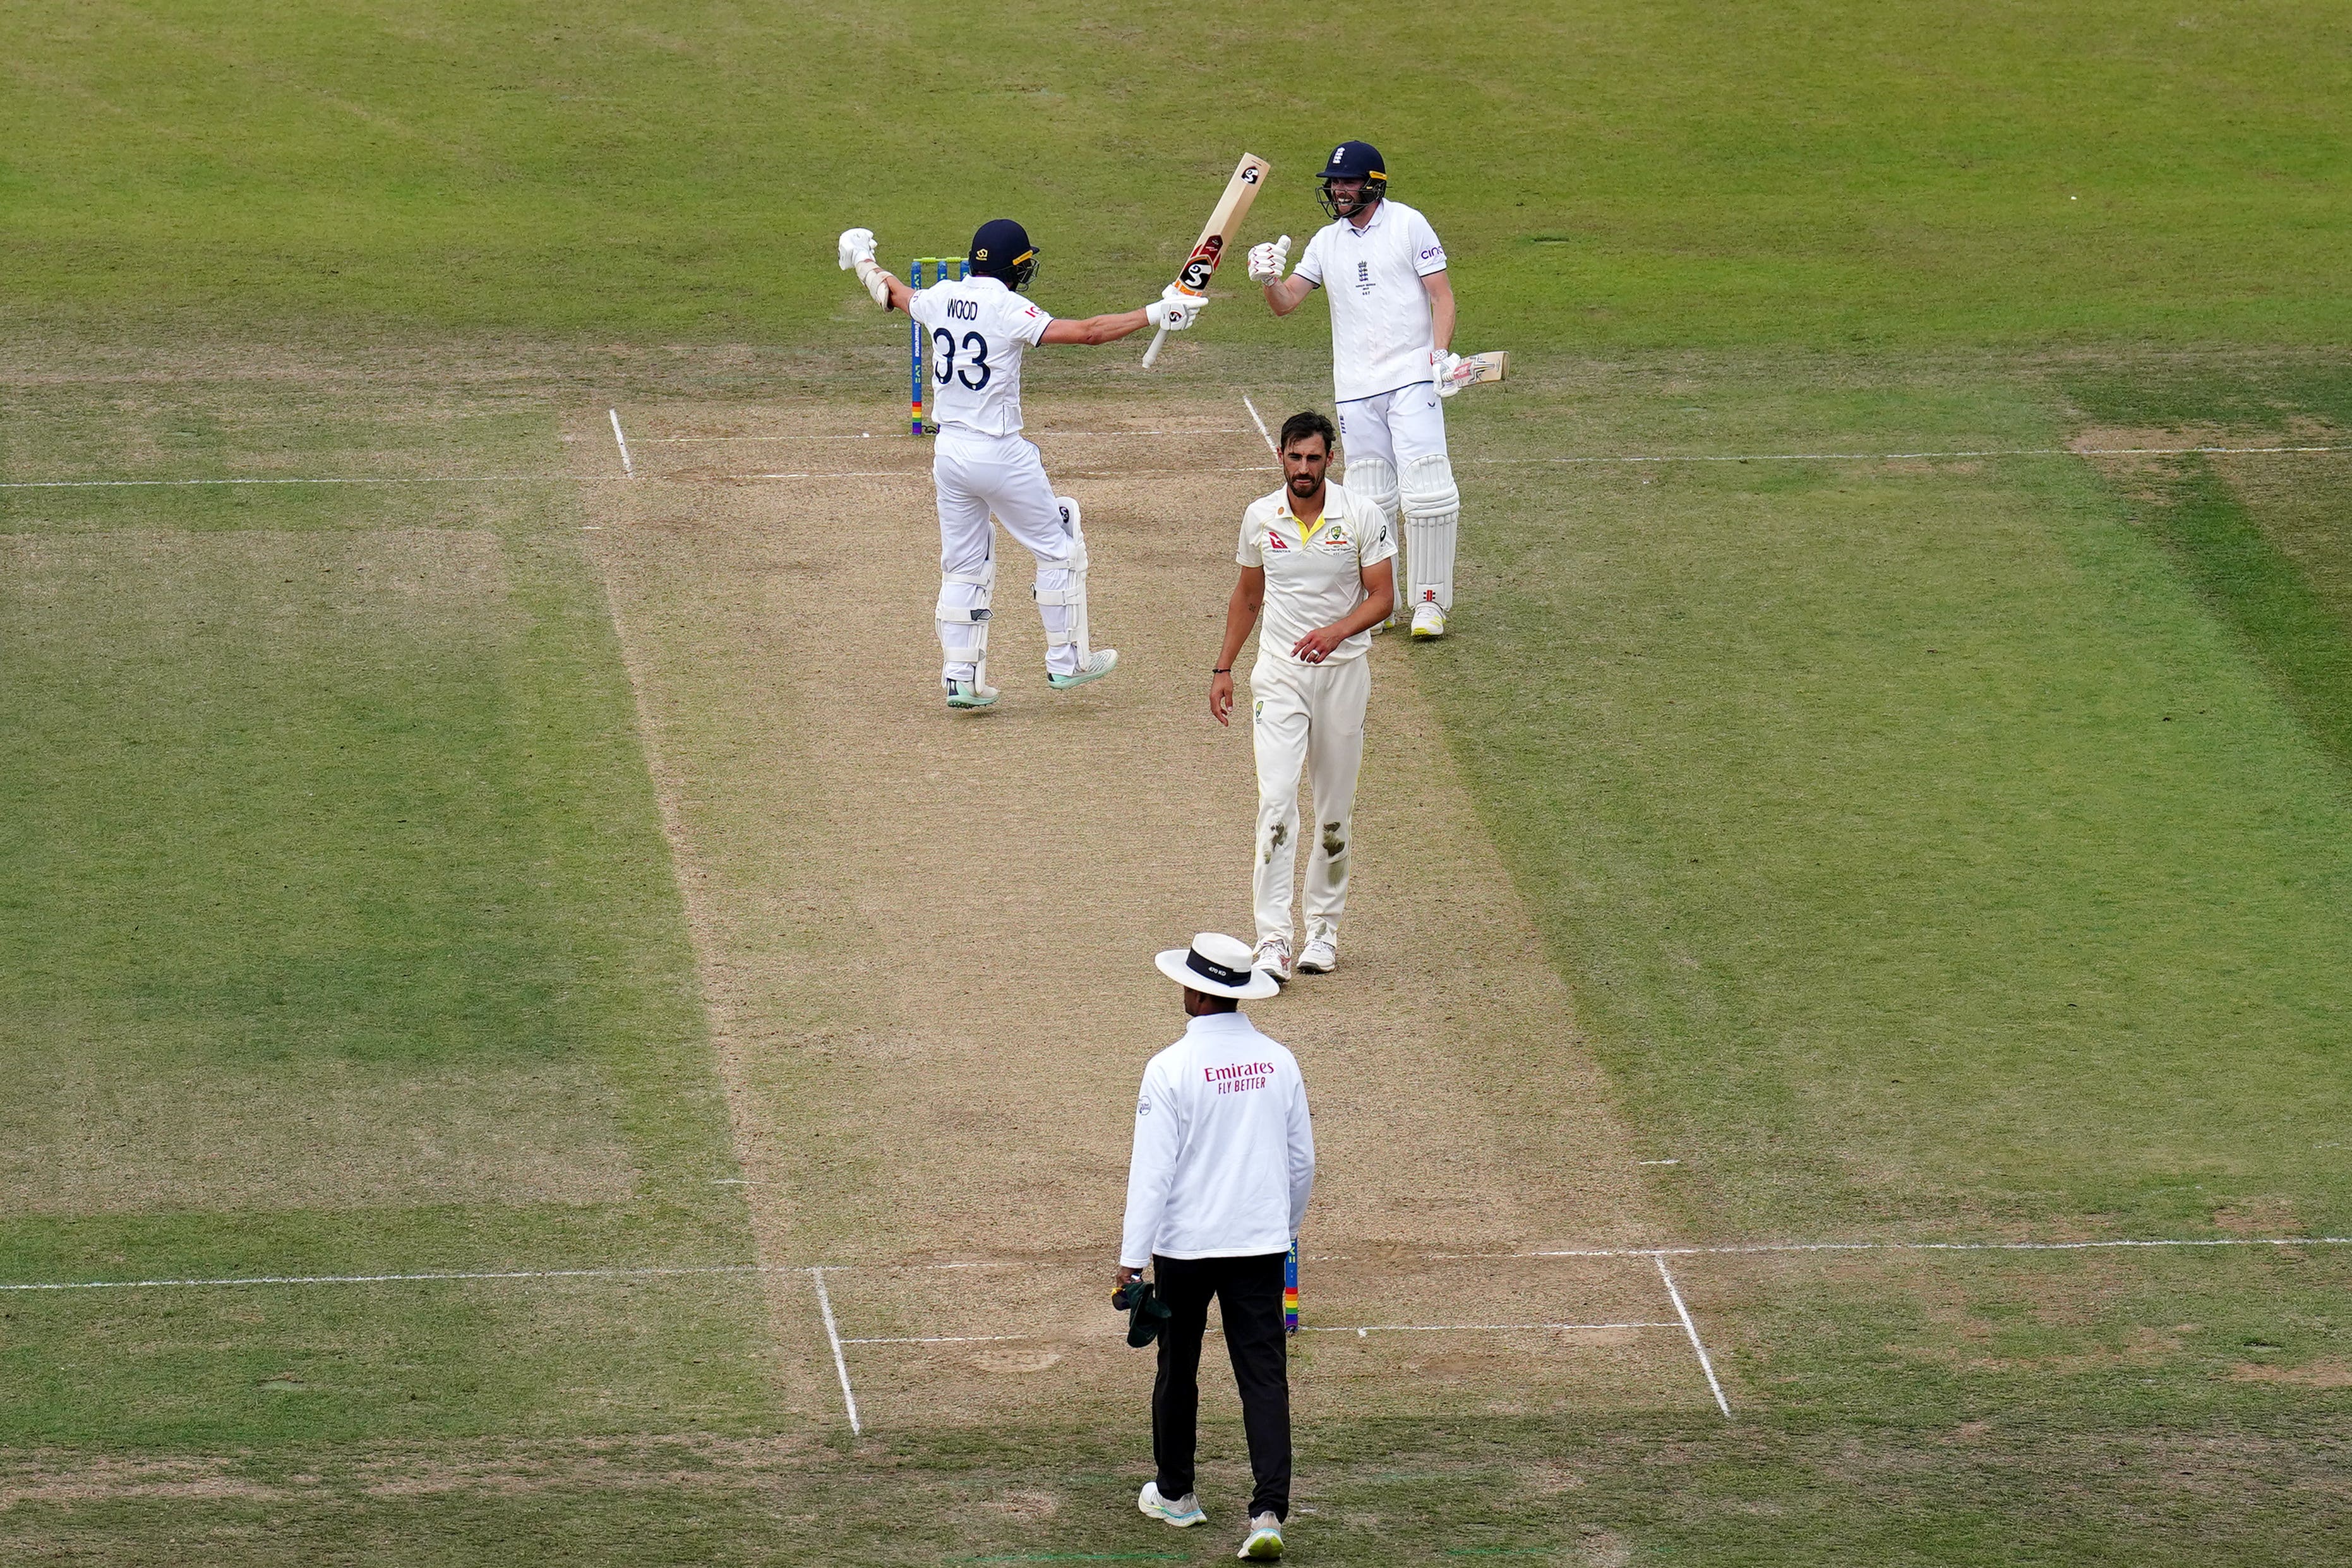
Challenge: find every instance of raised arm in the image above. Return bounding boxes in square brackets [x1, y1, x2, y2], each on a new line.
[1040, 309, 1151, 346]
[1041, 289, 1209, 347]
[839, 227, 915, 311]
[1249, 235, 1314, 316]
[1264, 275, 1316, 316]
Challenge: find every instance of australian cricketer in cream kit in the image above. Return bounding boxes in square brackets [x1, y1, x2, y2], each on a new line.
[1209, 410, 1397, 985]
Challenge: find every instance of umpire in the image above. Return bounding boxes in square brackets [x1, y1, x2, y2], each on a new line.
[1120, 933, 1316, 1562]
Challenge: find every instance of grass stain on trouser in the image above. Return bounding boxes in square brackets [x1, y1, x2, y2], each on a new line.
[1248, 656, 1371, 949]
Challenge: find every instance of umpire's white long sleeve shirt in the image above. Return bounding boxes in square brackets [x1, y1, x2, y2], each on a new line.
[1120, 1012, 1315, 1269]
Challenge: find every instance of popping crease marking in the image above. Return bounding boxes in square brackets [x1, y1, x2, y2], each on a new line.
[0, 474, 565, 489]
[9, 1236, 2344, 1293]
[11, 445, 2341, 491]
[632, 428, 1251, 443]
[720, 465, 1280, 481]
[1477, 444, 2352, 467]
[847, 1322, 1681, 1344]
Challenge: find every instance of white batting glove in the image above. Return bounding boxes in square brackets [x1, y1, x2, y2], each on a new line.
[837, 228, 892, 306]
[1432, 347, 1464, 397]
[1246, 235, 1291, 285]
[1146, 292, 1209, 331]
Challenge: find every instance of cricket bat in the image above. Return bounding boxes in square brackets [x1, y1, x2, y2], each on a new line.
[1442, 350, 1510, 392]
[1141, 152, 1270, 369]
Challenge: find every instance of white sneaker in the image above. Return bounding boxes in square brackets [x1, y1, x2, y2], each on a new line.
[1138, 1481, 1204, 1528]
[1238, 1512, 1284, 1559]
[944, 676, 999, 710]
[1410, 601, 1446, 639]
[1296, 938, 1336, 975]
[1048, 649, 1119, 690]
[1252, 937, 1292, 986]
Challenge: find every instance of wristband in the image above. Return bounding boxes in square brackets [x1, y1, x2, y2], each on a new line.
[1213, 666, 1231, 674]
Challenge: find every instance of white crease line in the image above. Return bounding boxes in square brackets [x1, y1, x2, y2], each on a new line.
[810, 1268, 861, 1436]
[1300, 1320, 1679, 1336]
[1476, 444, 2352, 467]
[8, 1236, 2341, 1294]
[633, 429, 1247, 443]
[0, 1263, 765, 1292]
[846, 1321, 1682, 1346]
[1655, 1254, 1731, 1420]
[1525, 1236, 2352, 1260]
[9, 443, 2336, 493]
[720, 465, 1278, 482]
[608, 408, 634, 479]
[1240, 393, 1278, 456]
[0, 475, 563, 490]
[841, 1333, 1043, 1345]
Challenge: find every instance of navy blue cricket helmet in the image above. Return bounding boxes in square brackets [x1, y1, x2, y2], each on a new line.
[1316, 140, 1388, 219]
[968, 218, 1039, 291]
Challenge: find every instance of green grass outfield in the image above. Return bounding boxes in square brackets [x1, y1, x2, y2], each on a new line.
[5, 1, 2348, 349]
[6, 1, 2351, 1562]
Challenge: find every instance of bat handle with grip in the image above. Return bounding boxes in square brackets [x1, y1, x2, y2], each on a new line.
[1140, 324, 1170, 369]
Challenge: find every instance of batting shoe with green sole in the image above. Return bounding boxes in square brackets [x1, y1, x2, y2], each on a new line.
[1137, 1482, 1205, 1528]
[1047, 649, 1119, 690]
[1237, 1513, 1284, 1559]
[1410, 601, 1447, 638]
[944, 676, 1000, 710]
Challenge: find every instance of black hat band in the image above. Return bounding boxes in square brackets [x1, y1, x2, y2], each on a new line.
[1185, 949, 1253, 989]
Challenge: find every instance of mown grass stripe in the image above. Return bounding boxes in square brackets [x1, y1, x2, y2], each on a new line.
[2135, 456, 2352, 777]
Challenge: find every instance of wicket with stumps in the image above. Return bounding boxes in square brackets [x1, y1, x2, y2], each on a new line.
[907, 256, 969, 434]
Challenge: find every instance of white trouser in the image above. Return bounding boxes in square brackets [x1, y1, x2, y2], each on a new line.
[1248, 653, 1372, 949]
[932, 429, 1084, 678]
[1335, 382, 1449, 470]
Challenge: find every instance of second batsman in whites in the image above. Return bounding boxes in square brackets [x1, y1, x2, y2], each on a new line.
[839, 219, 1204, 710]
[1209, 411, 1396, 984]
[1249, 140, 1467, 639]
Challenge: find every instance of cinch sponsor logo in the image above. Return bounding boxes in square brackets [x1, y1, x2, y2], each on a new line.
[1420, 246, 1442, 261]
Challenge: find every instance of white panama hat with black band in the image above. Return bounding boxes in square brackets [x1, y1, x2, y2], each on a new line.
[1155, 932, 1281, 1001]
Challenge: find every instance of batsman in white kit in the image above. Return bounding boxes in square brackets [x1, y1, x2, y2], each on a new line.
[1250, 141, 1466, 639]
[839, 218, 1206, 709]
[1209, 411, 1396, 983]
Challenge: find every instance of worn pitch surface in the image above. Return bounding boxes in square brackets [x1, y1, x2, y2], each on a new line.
[571, 393, 1703, 1423]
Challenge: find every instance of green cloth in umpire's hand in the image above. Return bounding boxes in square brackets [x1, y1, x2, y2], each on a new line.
[1112, 1279, 1173, 1347]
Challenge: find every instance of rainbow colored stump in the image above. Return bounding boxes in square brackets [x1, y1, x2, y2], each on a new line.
[1284, 1238, 1299, 1334]
[906, 256, 968, 435]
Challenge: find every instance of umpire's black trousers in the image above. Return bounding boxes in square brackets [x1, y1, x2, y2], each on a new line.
[1151, 1250, 1290, 1520]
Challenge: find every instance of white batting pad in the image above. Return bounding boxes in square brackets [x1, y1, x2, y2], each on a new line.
[935, 552, 995, 683]
[1031, 496, 1091, 671]
[1342, 453, 1399, 521]
[1401, 453, 1460, 613]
